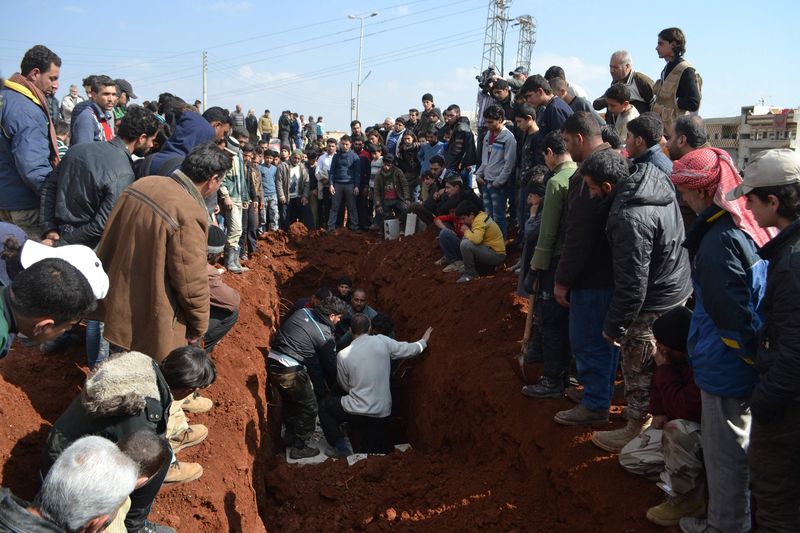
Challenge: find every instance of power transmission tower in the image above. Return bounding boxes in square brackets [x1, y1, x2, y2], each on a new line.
[480, 0, 512, 74]
[513, 15, 535, 72]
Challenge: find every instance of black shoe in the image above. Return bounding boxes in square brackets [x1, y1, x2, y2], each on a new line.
[521, 376, 565, 399]
[289, 444, 321, 460]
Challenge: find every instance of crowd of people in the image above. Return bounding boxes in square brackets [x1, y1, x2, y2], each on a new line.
[0, 23, 799, 532]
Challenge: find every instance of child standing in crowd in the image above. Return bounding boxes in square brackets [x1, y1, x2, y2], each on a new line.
[259, 150, 279, 233]
[373, 154, 410, 233]
[418, 127, 445, 176]
[397, 131, 421, 202]
[605, 83, 640, 142]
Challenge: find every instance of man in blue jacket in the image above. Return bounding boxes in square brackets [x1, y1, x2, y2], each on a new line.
[327, 135, 361, 231]
[0, 45, 62, 239]
[670, 147, 774, 533]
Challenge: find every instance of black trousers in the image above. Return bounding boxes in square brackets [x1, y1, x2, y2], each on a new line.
[203, 306, 239, 353]
[125, 453, 170, 532]
[268, 361, 318, 443]
[318, 396, 391, 453]
[527, 263, 571, 381]
[238, 203, 258, 254]
[282, 197, 312, 230]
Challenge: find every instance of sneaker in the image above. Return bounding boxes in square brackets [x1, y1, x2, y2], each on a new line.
[521, 376, 565, 399]
[289, 444, 321, 460]
[554, 404, 609, 426]
[646, 488, 706, 527]
[169, 424, 209, 453]
[182, 393, 213, 413]
[142, 521, 177, 533]
[434, 256, 446, 266]
[164, 461, 203, 484]
[442, 260, 464, 273]
[456, 274, 473, 284]
[591, 415, 652, 453]
[678, 516, 722, 533]
[324, 438, 353, 459]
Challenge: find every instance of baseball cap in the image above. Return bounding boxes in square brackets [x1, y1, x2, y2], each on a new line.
[20, 241, 109, 299]
[726, 149, 800, 200]
[509, 66, 529, 76]
[114, 79, 137, 99]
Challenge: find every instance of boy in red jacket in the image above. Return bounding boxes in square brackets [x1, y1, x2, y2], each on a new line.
[618, 306, 705, 527]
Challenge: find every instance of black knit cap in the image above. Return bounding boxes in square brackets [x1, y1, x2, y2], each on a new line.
[652, 306, 693, 352]
[421, 93, 434, 103]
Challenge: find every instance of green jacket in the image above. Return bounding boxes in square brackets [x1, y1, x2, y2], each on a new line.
[531, 160, 577, 270]
[374, 167, 409, 207]
[221, 152, 246, 201]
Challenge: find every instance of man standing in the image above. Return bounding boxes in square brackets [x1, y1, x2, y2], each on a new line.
[258, 109, 273, 142]
[418, 93, 443, 135]
[219, 134, 249, 273]
[552, 112, 617, 426]
[320, 314, 432, 457]
[521, 130, 577, 398]
[519, 75, 573, 165]
[474, 104, 516, 238]
[653, 28, 702, 133]
[0, 44, 62, 239]
[442, 104, 478, 177]
[729, 149, 800, 532]
[276, 149, 311, 230]
[269, 296, 349, 459]
[60, 84, 83, 125]
[96, 143, 231, 360]
[113, 78, 137, 125]
[71, 75, 117, 145]
[278, 110, 291, 148]
[41, 105, 160, 249]
[594, 50, 655, 117]
[550, 77, 604, 125]
[580, 149, 691, 452]
[626, 113, 673, 177]
[327, 136, 361, 231]
[230, 104, 246, 130]
[670, 147, 772, 533]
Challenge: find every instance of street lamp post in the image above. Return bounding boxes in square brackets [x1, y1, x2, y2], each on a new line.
[348, 11, 378, 122]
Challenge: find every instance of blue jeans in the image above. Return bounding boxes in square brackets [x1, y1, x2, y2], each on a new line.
[438, 228, 462, 263]
[86, 320, 109, 367]
[481, 182, 510, 238]
[569, 287, 618, 412]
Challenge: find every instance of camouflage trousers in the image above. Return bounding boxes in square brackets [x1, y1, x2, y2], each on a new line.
[620, 312, 659, 421]
[619, 419, 704, 495]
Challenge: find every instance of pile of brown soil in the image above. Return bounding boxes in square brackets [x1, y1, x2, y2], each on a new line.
[0, 227, 666, 532]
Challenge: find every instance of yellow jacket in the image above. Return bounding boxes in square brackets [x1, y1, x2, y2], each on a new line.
[463, 212, 505, 254]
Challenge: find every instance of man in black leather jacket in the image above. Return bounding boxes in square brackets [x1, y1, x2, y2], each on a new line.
[581, 149, 691, 453]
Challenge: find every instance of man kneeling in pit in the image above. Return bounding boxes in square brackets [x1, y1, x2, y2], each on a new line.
[319, 313, 432, 458]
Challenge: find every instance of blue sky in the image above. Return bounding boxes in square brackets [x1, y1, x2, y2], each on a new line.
[1, 0, 797, 131]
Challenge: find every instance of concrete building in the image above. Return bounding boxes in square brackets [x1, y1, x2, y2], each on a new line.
[706, 105, 798, 169]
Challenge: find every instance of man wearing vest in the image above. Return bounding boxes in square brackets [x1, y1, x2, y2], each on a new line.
[652, 27, 702, 133]
[71, 75, 117, 145]
[0, 45, 62, 240]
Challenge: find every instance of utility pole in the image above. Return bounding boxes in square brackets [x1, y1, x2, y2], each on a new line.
[202, 51, 208, 113]
[513, 15, 535, 73]
[480, 0, 512, 74]
[348, 11, 378, 122]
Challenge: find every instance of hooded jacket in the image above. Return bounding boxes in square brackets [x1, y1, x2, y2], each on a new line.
[145, 112, 216, 178]
[40, 137, 134, 248]
[603, 162, 692, 338]
[41, 351, 171, 474]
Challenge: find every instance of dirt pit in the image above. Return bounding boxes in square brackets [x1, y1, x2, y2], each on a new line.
[0, 226, 668, 532]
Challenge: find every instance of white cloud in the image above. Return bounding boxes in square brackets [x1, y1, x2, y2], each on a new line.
[63, 5, 86, 13]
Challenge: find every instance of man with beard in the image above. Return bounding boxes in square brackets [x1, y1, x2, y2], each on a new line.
[41, 105, 160, 248]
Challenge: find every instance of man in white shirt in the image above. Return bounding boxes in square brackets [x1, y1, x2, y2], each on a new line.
[319, 313, 432, 457]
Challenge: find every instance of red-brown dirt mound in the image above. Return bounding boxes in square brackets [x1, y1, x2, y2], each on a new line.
[0, 227, 669, 532]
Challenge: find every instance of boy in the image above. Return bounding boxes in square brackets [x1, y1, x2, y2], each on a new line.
[618, 306, 704, 527]
[55, 120, 70, 159]
[373, 154, 410, 231]
[451, 200, 506, 283]
[259, 150, 279, 233]
[474, 104, 517, 238]
[366, 144, 384, 229]
[605, 83, 640, 141]
[727, 148, 800, 532]
[418, 127, 445, 175]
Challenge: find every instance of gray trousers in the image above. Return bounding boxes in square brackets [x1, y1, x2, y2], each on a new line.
[619, 420, 703, 495]
[701, 390, 751, 532]
[460, 239, 505, 277]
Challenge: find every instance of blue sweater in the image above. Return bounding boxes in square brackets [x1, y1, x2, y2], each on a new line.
[260, 164, 277, 196]
[329, 150, 361, 186]
[418, 142, 445, 174]
[684, 207, 765, 398]
[0, 87, 54, 210]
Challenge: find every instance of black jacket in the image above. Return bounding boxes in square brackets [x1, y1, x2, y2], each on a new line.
[0, 489, 62, 533]
[42, 352, 171, 475]
[752, 219, 800, 422]
[40, 137, 134, 247]
[270, 307, 338, 394]
[603, 162, 692, 338]
[555, 144, 615, 290]
[443, 117, 477, 171]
